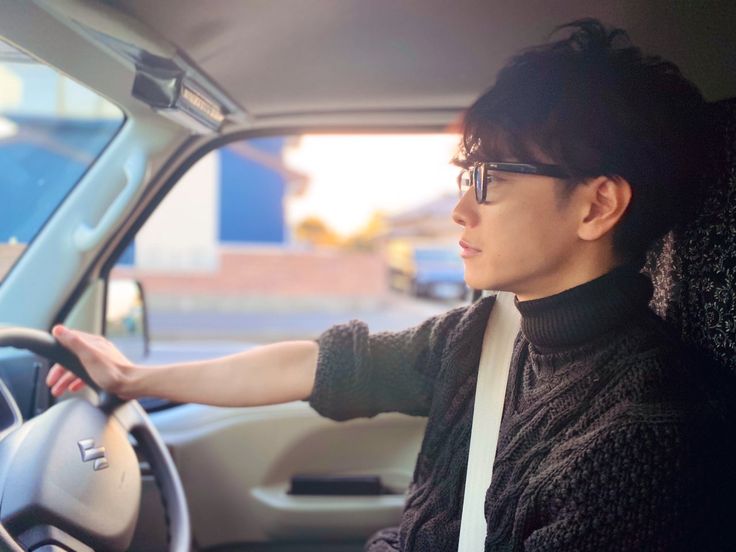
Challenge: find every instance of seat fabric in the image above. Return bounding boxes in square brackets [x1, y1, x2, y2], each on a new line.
[643, 98, 736, 374]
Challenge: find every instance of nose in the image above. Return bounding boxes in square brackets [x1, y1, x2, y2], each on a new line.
[452, 187, 478, 228]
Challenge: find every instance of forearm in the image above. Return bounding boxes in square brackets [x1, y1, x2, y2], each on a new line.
[123, 340, 319, 407]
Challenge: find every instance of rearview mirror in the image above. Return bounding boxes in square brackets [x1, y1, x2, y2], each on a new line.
[105, 278, 150, 361]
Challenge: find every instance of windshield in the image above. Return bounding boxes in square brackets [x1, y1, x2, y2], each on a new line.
[0, 39, 124, 283]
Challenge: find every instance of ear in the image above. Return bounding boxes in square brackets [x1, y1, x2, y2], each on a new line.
[577, 176, 632, 242]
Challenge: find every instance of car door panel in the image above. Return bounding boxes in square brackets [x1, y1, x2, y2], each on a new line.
[149, 403, 426, 547]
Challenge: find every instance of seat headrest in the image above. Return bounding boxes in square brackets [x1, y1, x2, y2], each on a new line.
[643, 98, 736, 374]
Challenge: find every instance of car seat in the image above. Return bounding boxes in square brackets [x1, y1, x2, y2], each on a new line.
[643, 98, 736, 375]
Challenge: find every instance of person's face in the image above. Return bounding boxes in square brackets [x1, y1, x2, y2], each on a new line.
[452, 166, 586, 299]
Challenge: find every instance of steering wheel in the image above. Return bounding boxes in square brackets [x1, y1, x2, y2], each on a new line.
[0, 328, 191, 551]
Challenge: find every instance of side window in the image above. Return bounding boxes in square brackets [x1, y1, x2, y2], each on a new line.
[107, 134, 467, 365]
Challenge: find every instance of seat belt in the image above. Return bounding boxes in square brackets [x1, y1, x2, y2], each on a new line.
[457, 291, 521, 551]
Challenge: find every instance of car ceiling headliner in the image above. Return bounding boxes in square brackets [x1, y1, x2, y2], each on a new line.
[110, 1, 736, 122]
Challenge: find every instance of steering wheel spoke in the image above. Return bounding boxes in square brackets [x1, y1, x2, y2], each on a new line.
[17, 524, 95, 552]
[0, 519, 23, 552]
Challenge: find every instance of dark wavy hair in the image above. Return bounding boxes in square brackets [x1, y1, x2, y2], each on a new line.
[455, 18, 710, 268]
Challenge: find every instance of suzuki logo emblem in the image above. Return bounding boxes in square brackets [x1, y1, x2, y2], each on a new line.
[77, 438, 109, 471]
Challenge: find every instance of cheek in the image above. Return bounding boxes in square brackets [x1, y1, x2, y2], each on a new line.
[481, 200, 568, 261]
[461, 187, 580, 291]
[481, 200, 539, 246]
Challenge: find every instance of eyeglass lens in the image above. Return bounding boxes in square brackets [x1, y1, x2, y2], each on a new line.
[457, 168, 488, 204]
[473, 166, 485, 203]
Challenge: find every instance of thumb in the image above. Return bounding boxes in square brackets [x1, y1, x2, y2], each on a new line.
[52, 324, 69, 341]
[52, 325, 86, 353]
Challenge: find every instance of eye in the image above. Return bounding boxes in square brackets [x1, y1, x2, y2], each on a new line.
[487, 171, 508, 188]
[456, 170, 472, 197]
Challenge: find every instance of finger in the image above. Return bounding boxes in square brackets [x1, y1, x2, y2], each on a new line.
[54, 324, 104, 342]
[45, 363, 67, 387]
[50, 372, 76, 397]
[51, 370, 78, 398]
[52, 325, 91, 357]
[69, 379, 86, 393]
[51, 324, 66, 339]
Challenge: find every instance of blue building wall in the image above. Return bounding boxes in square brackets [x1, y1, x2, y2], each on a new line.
[218, 137, 286, 243]
[117, 241, 135, 266]
[115, 137, 288, 268]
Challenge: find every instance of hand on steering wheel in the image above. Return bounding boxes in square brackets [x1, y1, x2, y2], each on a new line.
[0, 327, 191, 552]
[46, 325, 136, 400]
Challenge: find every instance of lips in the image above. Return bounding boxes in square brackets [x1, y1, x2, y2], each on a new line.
[459, 240, 482, 258]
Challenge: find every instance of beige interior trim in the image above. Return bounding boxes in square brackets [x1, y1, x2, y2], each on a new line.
[151, 401, 427, 546]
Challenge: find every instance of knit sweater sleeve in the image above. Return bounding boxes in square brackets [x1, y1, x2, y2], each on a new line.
[305, 304, 471, 421]
[522, 420, 732, 552]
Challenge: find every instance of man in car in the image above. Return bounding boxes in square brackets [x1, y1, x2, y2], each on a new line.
[45, 19, 735, 552]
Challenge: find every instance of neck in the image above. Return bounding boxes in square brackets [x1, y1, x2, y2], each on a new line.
[514, 263, 653, 351]
[516, 266, 617, 301]
[514, 252, 621, 302]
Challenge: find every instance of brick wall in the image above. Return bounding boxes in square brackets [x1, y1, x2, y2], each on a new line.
[111, 247, 388, 310]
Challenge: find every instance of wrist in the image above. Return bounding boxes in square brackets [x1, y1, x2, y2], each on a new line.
[118, 362, 143, 399]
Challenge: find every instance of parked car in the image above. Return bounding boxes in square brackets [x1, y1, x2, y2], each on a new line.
[0, 2, 734, 551]
[387, 240, 467, 300]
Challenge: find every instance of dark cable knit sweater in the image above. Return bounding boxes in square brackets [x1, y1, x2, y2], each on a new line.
[308, 265, 736, 551]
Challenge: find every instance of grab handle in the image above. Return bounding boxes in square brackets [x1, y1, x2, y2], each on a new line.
[74, 149, 147, 252]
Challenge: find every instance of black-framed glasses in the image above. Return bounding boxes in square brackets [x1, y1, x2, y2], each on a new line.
[457, 162, 570, 204]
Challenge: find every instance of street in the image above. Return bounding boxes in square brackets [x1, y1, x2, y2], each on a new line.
[147, 291, 466, 343]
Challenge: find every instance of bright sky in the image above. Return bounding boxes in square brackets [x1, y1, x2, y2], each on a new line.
[283, 134, 461, 236]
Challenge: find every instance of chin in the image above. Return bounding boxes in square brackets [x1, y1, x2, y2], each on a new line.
[464, 273, 493, 292]
[465, 272, 515, 294]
